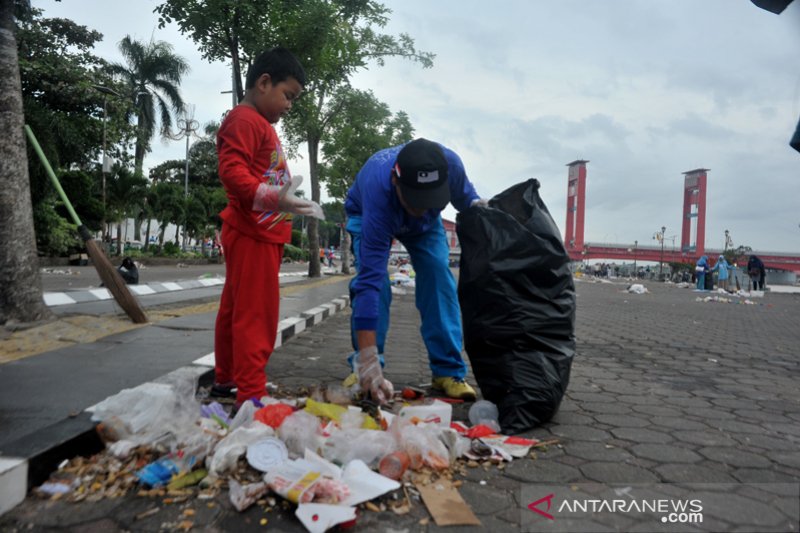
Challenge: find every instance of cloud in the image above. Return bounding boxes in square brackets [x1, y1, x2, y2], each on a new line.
[32, 0, 800, 253]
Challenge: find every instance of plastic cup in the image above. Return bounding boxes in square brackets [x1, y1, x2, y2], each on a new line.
[468, 400, 500, 430]
[378, 451, 410, 480]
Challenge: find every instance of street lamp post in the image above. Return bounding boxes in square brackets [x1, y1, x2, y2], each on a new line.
[171, 108, 199, 248]
[659, 226, 666, 281]
[92, 85, 121, 241]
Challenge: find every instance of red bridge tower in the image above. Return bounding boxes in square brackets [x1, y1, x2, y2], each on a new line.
[564, 160, 589, 253]
[680, 168, 709, 256]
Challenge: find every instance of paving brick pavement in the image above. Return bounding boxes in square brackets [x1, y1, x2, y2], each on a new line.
[2, 279, 799, 531]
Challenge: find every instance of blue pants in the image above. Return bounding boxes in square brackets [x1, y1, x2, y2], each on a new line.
[696, 271, 705, 290]
[348, 215, 466, 379]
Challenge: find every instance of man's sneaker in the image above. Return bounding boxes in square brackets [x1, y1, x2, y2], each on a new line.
[431, 377, 477, 401]
[342, 373, 358, 388]
[210, 382, 237, 399]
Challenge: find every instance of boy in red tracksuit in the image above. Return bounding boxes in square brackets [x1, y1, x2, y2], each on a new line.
[212, 47, 322, 410]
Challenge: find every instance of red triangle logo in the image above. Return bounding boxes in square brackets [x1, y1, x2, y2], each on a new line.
[527, 493, 555, 520]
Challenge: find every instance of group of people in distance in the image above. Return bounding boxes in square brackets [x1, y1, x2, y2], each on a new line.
[210, 47, 486, 413]
[694, 254, 766, 292]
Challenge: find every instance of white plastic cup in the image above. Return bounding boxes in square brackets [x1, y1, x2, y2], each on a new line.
[468, 400, 500, 431]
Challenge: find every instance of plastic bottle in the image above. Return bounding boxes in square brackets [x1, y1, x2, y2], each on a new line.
[378, 451, 410, 480]
[136, 457, 180, 487]
[468, 400, 500, 431]
[136, 450, 196, 487]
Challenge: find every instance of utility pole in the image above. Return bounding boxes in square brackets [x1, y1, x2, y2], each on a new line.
[92, 85, 121, 242]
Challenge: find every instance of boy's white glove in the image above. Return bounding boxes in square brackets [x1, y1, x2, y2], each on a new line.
[354, 345, 394, 405]
[253, 175, 325, 219]
[470, 197, 489, 208]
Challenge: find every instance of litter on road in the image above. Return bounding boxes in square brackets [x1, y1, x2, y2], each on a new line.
[34, 375, 545, 532]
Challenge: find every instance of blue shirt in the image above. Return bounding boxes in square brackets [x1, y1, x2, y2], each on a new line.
[345, 142, 479, 330]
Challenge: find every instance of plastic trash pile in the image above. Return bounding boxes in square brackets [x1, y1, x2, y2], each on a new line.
[626, 284, 648, 294]
[390, 265, 416, 288]
[696, 296, 758, 305]
[34, 376, 544, 531]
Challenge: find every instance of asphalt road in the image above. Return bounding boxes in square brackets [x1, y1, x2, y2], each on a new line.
[39, 261, 314, 292]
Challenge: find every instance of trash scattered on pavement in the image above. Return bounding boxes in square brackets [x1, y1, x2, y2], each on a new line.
[416, 478, 481, 526]
[390, 265, 416, 288]
[695, 295, 759, 305]
[626, 284, 648, 294]
[36, 377, 551, 532]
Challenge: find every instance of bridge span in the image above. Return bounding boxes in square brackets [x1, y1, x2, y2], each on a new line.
[570, 243, 800, 272]
[562, 162, 799, 274]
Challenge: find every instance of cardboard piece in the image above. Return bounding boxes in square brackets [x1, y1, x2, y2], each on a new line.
[416, 479, 481, 526]
[295, 503, 357, 533]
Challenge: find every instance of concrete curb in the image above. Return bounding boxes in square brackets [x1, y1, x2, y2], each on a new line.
[0, 294, 350, 516]
[42, 278, 227, 307]
[41, 267, 352, 307]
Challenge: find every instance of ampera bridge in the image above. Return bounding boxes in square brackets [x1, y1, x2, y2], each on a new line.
[563, 161, 800, 273]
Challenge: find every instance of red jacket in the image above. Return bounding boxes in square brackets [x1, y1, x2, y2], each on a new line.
[217, 105, 293, 243]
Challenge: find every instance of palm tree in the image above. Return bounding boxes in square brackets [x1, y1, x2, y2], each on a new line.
[0, 0, 52, 323]
[105, 166, 147, 255]
[148, 182, 185, 250]
[109, 36, 189, 177]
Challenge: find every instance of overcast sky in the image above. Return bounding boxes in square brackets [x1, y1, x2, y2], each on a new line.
[32, 0, 800, 253]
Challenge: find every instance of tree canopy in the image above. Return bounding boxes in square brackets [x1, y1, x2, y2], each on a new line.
[156, 0, 434, 276]
[16, 7, 135, 255]
[320, 87, 413, 201]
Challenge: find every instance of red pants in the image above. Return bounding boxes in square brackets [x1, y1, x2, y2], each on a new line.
[214, 224, 282, 404]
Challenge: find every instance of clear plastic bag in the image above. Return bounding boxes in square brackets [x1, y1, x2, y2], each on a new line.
[90, 374, 204, 449]
[394, 421, 450, 471]
[278, 410, 324, 458]
[208, 423, 275, 474]
[322, 428, 398, 468]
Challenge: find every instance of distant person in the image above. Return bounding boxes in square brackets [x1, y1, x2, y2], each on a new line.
[212, 47, 322, 412]
[695, 255, 709, 290]
[712, 255, 732, 292]
[344, 138, 489, 403]
[326, 247, 335, 267]
[117, 257, 139, 285]
[747, 254, 766, 291]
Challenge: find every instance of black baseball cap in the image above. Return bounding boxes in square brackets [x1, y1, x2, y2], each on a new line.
[394, 139, 450, 210]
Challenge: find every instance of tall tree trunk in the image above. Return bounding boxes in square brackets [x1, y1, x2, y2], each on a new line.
[230, 40, 243, 103]
[116, 224, 122, 255]
[134, 109, 146, 177]
[0, 1, 52, 324]
[306, 136, 321, 278]
[144, 218, 152, 251]
[133, 210, 143, 241]
[341, 216, 351, 275]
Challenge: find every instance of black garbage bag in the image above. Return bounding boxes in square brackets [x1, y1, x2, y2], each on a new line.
[457, 179, 576, 434]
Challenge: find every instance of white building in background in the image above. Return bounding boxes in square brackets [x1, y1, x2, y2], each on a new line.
[102, 218, 182, 247]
